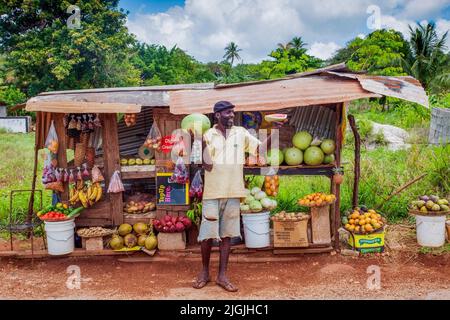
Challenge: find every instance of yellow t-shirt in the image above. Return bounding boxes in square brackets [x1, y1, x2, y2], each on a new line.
[203, 125, 261, 200]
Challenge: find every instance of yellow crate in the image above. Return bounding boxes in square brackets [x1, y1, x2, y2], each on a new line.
[348, 229, 385, 249]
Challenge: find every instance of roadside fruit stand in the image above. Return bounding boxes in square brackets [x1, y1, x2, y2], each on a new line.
[22, 63, 428, 257]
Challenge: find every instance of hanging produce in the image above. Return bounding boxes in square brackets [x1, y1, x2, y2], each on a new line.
[264, 175, 279, 197]
[144, 121, 162, 151]
[190, 138, 202, 164]
[107, 170, 125, 193]
[189, 170, 203, 199]
[169, 157, 189, 184]
[45, 121, 59, 154]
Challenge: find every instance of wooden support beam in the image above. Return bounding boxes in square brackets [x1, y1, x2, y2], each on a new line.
[101, 114, 123, 226]
[348, 114, 360, 209]
[53, 113, 68, 201]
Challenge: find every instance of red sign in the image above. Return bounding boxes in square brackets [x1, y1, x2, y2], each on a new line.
[160, 135, 176, 153]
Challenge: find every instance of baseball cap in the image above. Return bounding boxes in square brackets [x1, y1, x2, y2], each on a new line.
[213, 101, 235, 113]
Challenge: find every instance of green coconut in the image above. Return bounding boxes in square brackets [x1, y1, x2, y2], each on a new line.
[118, 223, 132, 236]
[109, 235, 124, 250]
[145, 234, 158, 250]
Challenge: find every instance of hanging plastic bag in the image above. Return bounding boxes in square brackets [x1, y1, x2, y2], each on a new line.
[189, 170, 203, 199]
[42, 151, 57, 184]
[91, 165, 105, 183]
[144, 122, 162, 151]
[44, 181, 65, 193]
[169, 156, 189, 184]
[107, 170, 125, 193]
[190, 139, 202, 164]
[45, 121, 59, 154]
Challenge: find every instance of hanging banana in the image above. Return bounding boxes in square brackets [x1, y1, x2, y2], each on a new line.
[95, 182, 103, 202]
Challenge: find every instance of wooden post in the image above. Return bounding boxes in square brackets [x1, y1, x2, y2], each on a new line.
[53, 113, 68, 201]
[330, 103, 343, 251]
[101, 114, 123, 226]
[347, 114, 360, 209]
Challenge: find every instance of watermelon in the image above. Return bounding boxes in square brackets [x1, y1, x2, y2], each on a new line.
[264, 114, 287, 122]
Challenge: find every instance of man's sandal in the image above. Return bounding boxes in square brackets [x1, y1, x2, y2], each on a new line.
[192, 277, 210, 289]
[216, 279, 238, 292]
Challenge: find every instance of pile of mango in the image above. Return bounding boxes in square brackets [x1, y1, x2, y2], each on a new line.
[342, 206, 384, 234]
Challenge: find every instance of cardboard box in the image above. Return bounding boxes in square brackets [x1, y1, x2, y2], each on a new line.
[82, 237, 104, 251]
[157, 232, 186, 250]
[273, 220, 309, 248]
[348, 229, 385, 253]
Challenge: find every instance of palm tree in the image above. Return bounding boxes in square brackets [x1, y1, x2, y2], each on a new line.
[289, 37, 307, 52]
[403, 22, 448, 90]
[277, 42, 292, 51]
[223, 42, 242, 66]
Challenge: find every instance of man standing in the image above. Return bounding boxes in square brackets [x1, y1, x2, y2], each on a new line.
[193, 101, 280, 292]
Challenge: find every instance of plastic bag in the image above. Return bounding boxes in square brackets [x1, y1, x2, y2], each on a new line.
[189, 170, 203, 199]
[107, 170, 125, 193]
[190, 139, 202, 164]
[91, 165, 105, 183]
[45, 121, 59, 154]
[169, 156, 189, 184]
[144, 122, 162, 151]
[44, 181, 65, 193]
[42, 151, 56, 184]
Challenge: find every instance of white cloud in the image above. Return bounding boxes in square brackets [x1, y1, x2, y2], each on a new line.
[308, 42, 342, 60]
[126, 0, 450, 62]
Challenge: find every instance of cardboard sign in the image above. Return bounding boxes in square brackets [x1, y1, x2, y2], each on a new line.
[156, 173, 189, 205]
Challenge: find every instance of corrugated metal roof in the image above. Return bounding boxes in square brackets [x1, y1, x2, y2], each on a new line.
[169, 76, 381, 114]
[25, 63, 429, 112]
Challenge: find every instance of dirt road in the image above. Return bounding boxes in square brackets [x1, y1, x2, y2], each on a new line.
[0, 252, 449, 300]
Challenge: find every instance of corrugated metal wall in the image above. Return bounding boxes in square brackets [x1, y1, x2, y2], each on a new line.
[289, 105, 336, 139]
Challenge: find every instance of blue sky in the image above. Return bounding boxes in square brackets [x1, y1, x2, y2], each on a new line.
[120, 0, 184, 18]
[120, 0, 450, 63]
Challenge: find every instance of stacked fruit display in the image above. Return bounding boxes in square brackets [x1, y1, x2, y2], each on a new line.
[240, 187, 277, 213]
[270, 211, 309, 222]
[120, 157, 155, 166]
[298, 192, 336, 207]
[153, 215, 192, 233]
[109, 223, 157, 250]
[264, 175, 279, 197]
[409, 195, 449, 214]
[123, 200, 156, 214]
[265, 131, 336, 166]
[37, 203, 84, 221]
[342, 207, 385, 234]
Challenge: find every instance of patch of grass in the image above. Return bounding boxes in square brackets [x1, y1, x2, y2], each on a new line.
[0, 133, 52, 225]
[419, 243, 450, 255]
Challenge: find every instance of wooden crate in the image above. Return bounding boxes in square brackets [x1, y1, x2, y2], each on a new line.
[157, 232, 186, 250]
[82, 237, 104, 251]
[273, 219, 309, 248]
[310, 205, 332, 244]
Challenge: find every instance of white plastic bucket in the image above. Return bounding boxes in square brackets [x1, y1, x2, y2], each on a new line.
[241, 212, 270, 248]
[415, 215, 446, 247]
[44, 219, 76, 255]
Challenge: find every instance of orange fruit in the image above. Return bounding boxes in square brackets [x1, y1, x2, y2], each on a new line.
[265, 176, 271, 182]
[365, 224, 373, 232]
[354, 226, 360, 233]
[349, 219, 355, 225]
[359, 219, 366, 226]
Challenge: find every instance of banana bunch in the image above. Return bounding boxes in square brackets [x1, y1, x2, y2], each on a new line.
[69, 181, 103, 208]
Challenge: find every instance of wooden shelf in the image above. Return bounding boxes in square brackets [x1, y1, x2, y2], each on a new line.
[244, 164, 341, 177]
[121, 171, 155, 180]
[123, 212, 156, 225]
